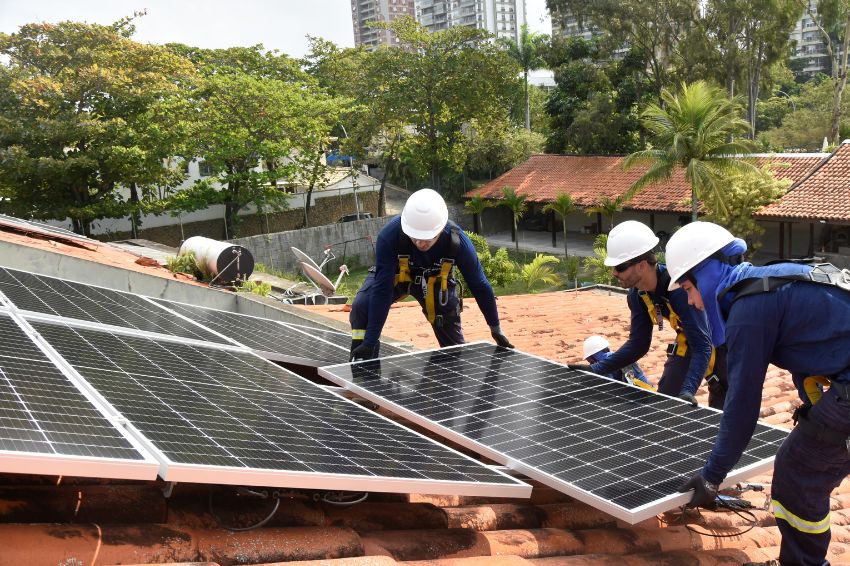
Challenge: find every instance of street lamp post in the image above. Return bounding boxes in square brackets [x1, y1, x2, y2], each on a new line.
[776, 90, 797, 112]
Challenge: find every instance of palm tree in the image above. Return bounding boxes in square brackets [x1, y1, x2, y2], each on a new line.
[624, 80, 758, 222]
[586, 195, 626, 232]
[543, 192, 575, 256]
[520, 254, 561, 292]
[501, 24, 548, 130]
[499, 186, 527, 252]
[464, 195, 492, 234]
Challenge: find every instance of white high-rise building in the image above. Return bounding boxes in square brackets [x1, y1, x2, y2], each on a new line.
[351, 0, 417, 51]
[415, 0, 527, 43]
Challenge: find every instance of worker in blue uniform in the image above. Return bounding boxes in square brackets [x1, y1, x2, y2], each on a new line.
[582, 334, 652, 388]
[569, 221, 722, 408]
[668, 221, 850, 566]
[349, 188, 513, 361]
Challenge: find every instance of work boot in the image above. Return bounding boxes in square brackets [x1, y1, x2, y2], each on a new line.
[741, 560, 780, 566]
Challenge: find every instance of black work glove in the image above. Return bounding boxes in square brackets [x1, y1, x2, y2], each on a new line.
[677, 473, 718, 509]
[489, 325, 514, 349]
[678, 391, 698, 407]
[350, 342, 379, 362]
[567, 364, 593, 372]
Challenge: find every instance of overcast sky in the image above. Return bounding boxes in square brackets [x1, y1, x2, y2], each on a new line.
[0, 0, 552, 58]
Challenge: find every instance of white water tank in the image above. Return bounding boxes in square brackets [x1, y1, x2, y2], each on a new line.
[178, 236, 254, 283]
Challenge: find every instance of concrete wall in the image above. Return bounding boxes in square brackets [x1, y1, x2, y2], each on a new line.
[0, 239, 330, 326]
[230, 215, 394, 276]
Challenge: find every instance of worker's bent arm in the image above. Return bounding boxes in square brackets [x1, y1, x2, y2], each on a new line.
[590, 291, 652, 375]
[455, 231, 500, 327]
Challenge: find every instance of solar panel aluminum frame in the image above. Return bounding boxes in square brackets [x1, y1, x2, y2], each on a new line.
[10, 308, 249, 355]
[318, 342, 786, 524]
[148, 298, 355, 367]
[1, 312, 160, 481]
[30, 320, 530, 498]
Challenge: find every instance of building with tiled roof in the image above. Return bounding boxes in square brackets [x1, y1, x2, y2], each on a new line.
[756, 141, 850, 262]
[465, 153, 825, 260]
[3, 221, 850, 565]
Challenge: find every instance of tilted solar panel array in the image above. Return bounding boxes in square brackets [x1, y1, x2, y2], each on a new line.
[0, 312, 157, 479]
[319, 342, 789, 523]
[0, 267, 527, 496]
[0, 267, 228, 344]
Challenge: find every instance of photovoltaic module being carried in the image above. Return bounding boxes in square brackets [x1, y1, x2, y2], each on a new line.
[319, 342, 788, 523]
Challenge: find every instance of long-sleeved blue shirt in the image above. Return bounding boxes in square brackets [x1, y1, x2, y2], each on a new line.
[363, 217, 499, 345]
[590, 264, 712, 395]
[702, 263, 850, 484]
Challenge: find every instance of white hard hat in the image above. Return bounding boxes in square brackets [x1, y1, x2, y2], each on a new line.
[604, 220, 660, 267]
[583, 335, 610, 359]
[665, 221, 736, 291]
[401, 188, 449, 240]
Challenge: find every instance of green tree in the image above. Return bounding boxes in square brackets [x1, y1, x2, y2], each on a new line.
[543, 38, 647, 154]
[543, 192, 576, 256]
[803, 0, 850, 144]
[501, 24, 549, 130]
[585, 195, 626, 232]
[0, 18, 195, 235]
[696, 0, 802, 136]
[465, 122, 545, 180]
[175, 45, 350, 236]
[464, 195, 493, 234]
[624, 80, 758, 221]
[703, 165, 789, 256]
[520, 254, 561, 292]
[499, 186, 527, 252]
[369, 17, 520, 194]
[547, 0, 700, 103]
[582, 233, 616, 285]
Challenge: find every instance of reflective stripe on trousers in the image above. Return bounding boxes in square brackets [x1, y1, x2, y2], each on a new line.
[771, 387, 850, 566]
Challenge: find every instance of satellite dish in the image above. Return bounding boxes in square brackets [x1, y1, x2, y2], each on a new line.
[291, 246, 320, 270]
[300, 262, 335, 296]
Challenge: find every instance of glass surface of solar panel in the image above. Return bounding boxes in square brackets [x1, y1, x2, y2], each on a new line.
[32, 321, 526, 495]
[0, 314, 148, 466]
[0, 268, 228, 344]
[155, 299, 352, 365]
[319, 342, 788, 522]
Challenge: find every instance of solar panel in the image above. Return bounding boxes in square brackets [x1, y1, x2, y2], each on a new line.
[0, 313, 157, 480]
[154, 299, 353, 365]
[154, 299, 408, 364]
[0, 267, 228, 344]
[318, 342, 788, 523]
[32, 321, 529, 497]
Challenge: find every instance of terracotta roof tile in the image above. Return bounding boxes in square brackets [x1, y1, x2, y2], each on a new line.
[757, 141, 850, 221]
[464, 154, 823, 214]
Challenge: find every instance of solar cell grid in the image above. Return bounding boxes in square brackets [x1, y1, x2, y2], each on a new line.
[0, 268, 228, 344]
[154, 299, 355, 365]
[0, 313, 154, 479]
[32, 321, 527, 495]
[319, 342, 789, 523]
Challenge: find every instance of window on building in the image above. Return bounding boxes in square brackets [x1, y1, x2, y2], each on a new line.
[198, 161, 215, 177]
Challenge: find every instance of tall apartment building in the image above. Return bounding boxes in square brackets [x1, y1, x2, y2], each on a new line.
[351, 0, 416, 50]
[550, 8, 595, 41]
[789, 1, 832, 78]
[415, 0, 527, 43]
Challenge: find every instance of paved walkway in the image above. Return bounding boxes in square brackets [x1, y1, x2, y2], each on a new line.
[484, 229, 600, 258]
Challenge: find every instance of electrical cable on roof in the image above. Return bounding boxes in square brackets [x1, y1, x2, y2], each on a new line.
[208, 487, 282, 532]
[658, 495, 758, 538]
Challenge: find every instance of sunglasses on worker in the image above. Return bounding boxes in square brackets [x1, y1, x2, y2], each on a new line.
[612, 257, 643, 273]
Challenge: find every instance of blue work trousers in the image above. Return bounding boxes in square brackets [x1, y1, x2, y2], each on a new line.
[772, 387, 850, 566]
[349, 271, 464, 352]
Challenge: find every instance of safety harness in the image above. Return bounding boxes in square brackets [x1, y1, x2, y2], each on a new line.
[721, 263, 850, 453]
[638, 292, 717, 376]
[394, 222, 463, 327]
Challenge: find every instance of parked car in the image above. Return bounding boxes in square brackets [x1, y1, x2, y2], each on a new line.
[337, 212, 373, 223]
